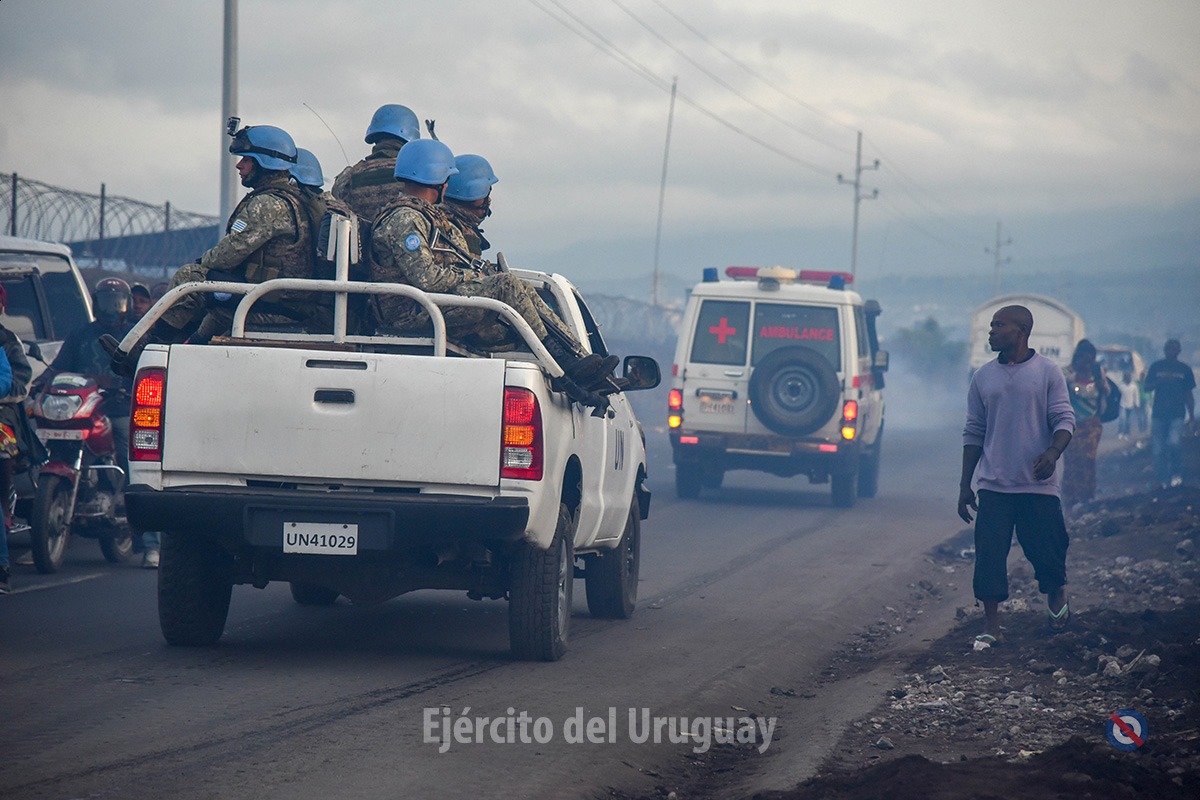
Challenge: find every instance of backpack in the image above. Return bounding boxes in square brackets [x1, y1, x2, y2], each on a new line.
[299, 190, 367, 281]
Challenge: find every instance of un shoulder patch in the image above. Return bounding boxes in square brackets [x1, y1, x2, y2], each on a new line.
[404, 233, 422, 252]
[230, 218, 248, 233]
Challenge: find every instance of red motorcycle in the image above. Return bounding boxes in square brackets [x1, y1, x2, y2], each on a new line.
[24, 372, 134, 572]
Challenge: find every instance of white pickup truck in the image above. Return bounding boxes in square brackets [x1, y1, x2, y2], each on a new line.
[121, 224, 659, 661]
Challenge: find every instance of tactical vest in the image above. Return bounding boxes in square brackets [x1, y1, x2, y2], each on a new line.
[373, 195, 475, 271]
[298, 188, 365, 280]
[370, 196, 474, 330]
[227, 179, 315, 283]
[334, 142, 403, 223]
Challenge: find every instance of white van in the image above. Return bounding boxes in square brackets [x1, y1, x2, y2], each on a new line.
[668, 267, 887, 507]
[0, 235, 93, 373]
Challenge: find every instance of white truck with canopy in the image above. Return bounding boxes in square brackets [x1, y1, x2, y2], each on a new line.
[121, 222, 659, 661]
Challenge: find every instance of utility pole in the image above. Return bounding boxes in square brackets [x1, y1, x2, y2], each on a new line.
[652, 77, 678, 308]
[219, 0, 238, 223]
[985, 221, 1012, 295]
[837, 131, 878, 281]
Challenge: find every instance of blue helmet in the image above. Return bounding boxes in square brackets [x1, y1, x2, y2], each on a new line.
[445, 154, 499, 202]
[229, 125, 297, 172]
[365, 104, 421, 144]
[290, 148, 324, 188]
[393, 140, 458, 186]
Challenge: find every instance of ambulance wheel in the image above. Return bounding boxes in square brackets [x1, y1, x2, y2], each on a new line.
[832, 469, 858, 508]
[858, 428, 882, 499]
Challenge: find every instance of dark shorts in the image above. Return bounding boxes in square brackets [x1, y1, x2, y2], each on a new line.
[973, 490, 1068, 602]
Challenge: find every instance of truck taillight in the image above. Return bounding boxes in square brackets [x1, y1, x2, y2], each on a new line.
[841, 400, 858, 441]
[501, 387, 542, 481]
[668, 389, 683, 429]
[131, 368, 166, 461]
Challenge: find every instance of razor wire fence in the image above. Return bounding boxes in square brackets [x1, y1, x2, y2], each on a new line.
[2, 172, 221, 275]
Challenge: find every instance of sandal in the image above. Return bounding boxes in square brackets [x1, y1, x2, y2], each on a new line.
[1048, 601, 1070, 630]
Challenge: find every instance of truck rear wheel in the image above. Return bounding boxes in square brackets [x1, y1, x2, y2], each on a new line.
[289, 582, 340, 606]
[509, 502, 574, 661]
[158, 533, 232, 646]
[585, 498, 640, 619]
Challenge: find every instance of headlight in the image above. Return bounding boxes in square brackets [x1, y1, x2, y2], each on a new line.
[40, 394, 84, 421]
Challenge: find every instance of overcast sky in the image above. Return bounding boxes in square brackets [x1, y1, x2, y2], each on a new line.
[2, 0, 1198, 287]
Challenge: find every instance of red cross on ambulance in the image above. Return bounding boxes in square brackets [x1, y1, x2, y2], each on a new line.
[709, 317, 737, 345]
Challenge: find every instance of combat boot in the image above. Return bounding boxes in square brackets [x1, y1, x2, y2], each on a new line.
[100, 319, 186, 379]
[540, 335, 607, 386]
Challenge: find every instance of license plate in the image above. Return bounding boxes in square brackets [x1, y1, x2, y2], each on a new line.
[37, 429, 85, 441]
[282, 521, 359, 555]
[699, 398, 736, 414]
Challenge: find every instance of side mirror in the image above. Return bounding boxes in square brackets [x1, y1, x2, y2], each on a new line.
[873, 350, 889, 372]
[621, 355, 661, 391]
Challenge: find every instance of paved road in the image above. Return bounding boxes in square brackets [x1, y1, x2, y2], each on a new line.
[1, 426, 965, 799]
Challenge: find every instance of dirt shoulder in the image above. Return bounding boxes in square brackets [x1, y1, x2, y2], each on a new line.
[616, 433, 1200, 799]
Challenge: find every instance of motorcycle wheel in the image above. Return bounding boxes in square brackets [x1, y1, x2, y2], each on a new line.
[100, 530, 137, 564]
[30, 475, 72, 574]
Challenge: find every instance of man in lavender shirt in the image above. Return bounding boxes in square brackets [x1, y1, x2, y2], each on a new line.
[958, 306, 1075, 643]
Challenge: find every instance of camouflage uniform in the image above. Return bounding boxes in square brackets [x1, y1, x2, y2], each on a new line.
[331, 140, 404, 224]
[370, 196, 578, 346]
[161, 172, 315, 333]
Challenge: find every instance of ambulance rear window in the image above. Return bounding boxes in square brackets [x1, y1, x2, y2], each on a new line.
[752, 304, 840, 369]
[690, 300, 750, 366]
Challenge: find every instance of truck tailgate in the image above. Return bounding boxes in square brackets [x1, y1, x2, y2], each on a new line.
[161, 345, 507, 486]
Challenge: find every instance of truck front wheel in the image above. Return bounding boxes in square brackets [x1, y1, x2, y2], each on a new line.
[585, 497, 640, 619]
[509, 503, 574, 661]
[158, 533, 233, 646]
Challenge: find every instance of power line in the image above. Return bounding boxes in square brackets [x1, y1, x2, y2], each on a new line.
[530, 0, 838, 178]
[608, 0, 850, 156]
[647, 0, 855, 140]
[531, 0, 989, 251]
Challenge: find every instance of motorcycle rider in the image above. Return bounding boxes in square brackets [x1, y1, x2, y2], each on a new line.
[0, 283, 42, 593]
[41, 279, 152, 562]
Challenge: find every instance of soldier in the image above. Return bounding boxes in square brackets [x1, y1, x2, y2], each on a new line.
[442, 154, 499, 261]
[292, 148, 355, 222]
[369, 140, 615, 397]
[106, 124, 316, 372]
[332, 104, 421, 224]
